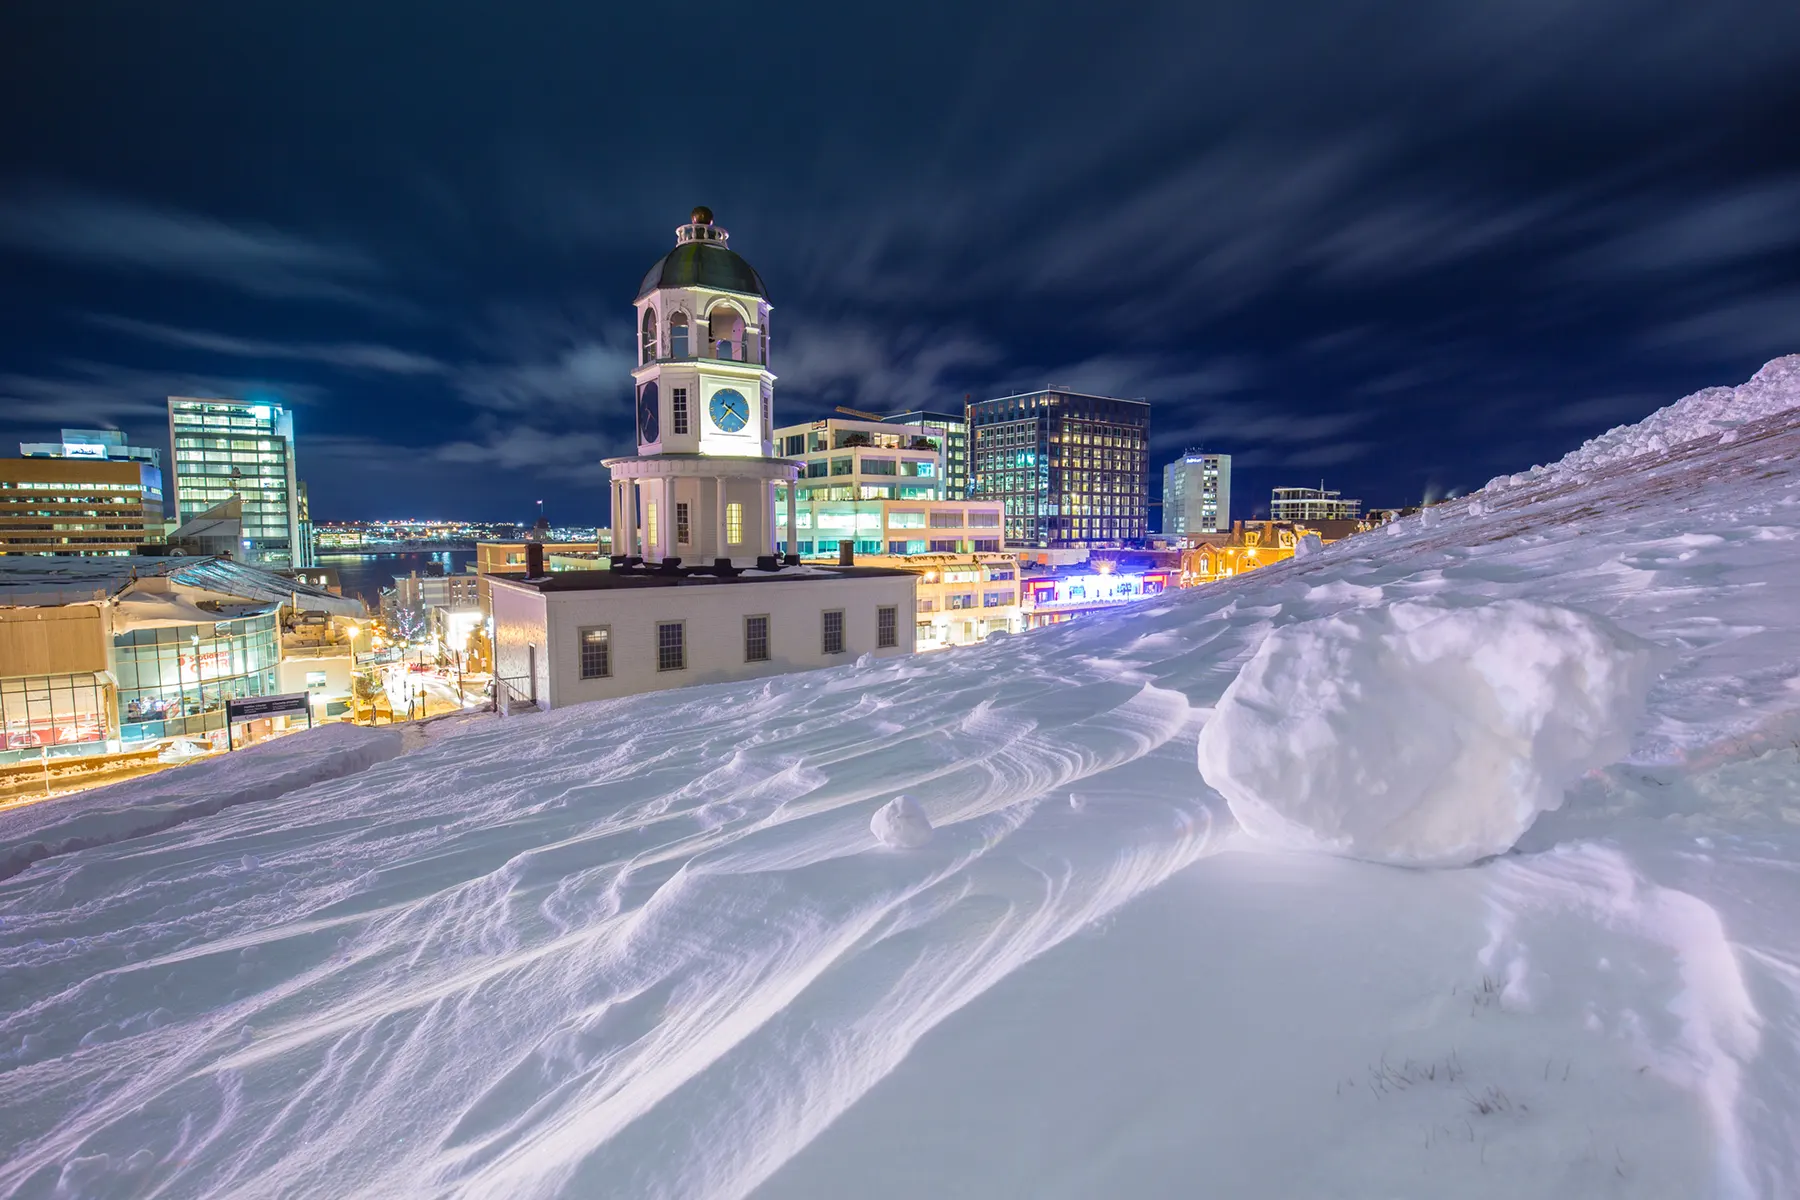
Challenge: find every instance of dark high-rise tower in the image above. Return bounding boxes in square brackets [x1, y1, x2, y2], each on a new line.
[967, 389, 1150, 547]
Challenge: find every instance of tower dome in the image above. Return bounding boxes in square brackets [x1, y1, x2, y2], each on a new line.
[636, 207, 768, 300]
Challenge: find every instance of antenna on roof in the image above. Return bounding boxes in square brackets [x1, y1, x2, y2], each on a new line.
[834, 406, 886, 422]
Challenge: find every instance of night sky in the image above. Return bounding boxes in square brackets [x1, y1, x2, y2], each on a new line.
[2, 2, 1797, 525]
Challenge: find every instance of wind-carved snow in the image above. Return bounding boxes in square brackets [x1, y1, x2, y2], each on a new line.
[3, 357, 1800, 1197]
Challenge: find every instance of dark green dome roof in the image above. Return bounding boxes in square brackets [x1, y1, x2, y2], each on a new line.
[636, 241, 768, 301]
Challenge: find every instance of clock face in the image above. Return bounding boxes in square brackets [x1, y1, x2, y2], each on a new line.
[637, 381, 660, 443]
[709, 388, 750, 433]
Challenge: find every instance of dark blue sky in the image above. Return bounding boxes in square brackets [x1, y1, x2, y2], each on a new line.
[2, 2, 1797, 524]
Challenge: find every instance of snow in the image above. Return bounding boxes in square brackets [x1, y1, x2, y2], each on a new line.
[1537, 353, 1800, 480]
[869, 794, 933, 848]
[0, 723, 405, 883]
[2, 358, 1800, 1197]
[1196, 599, 1659, 867]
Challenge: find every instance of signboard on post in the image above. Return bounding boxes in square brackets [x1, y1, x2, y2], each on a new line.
[226, 693, 311, 722]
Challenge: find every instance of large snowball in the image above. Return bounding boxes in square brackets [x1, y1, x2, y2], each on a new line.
[1196, 600, 1658, 867]
[871, 794, 933, 849]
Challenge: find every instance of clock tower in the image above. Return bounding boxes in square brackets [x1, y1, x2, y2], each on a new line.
[605, 208, 799, 567]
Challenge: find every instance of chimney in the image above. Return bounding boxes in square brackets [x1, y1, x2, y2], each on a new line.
[525, 542, 545, 578]
[838, 540, 854, 567]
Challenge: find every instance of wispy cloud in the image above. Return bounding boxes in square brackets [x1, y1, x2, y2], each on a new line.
[434, 424, 626, 486]
[449, 301, 637, 418]
[0, 361, 324, 428]
[1572, 178, 1800, 277]
[778, 320, 1002, 414]
[1650, 287, 1800, 359]
[1538, 392, 1659, 429]
[90, 315, 447, 375]
[0, 186, 387, 306]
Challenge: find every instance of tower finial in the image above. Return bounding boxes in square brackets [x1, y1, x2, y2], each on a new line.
[690, 205, 714, 225]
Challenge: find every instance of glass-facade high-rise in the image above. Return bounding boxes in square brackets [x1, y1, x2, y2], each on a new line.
[1162, 451, 1232, 537]
[968, 389, 1150, 547]
[168, 398, 302, 568]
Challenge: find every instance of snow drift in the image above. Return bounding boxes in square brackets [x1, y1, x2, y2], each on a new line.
[0, 723, 406, 883]
[3, 357, 1800, 1199]
[1196, 600, 1659, 867]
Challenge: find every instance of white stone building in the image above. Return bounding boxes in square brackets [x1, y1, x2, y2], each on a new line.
[491, 208, 917, 710]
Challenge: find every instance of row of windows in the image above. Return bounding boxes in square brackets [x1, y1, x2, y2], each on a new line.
[0, 481, 144, 494]
[578, 607, 898, 679]
[175, 437, 285, 451]
[171, 416, 276, 431]
[0, 519, 146, 530]
[795, 485, 939, 502]
[783, 537, 1004, 556]
[643, 501, 742, 546]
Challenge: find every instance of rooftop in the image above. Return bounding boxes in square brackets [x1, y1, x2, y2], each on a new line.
[974, 389, 1151, 408]
[0, 554, 364, 614]
[637, 210, 767, 301]
[489, 563, 915, 593]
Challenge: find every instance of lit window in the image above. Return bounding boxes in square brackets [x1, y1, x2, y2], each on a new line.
[647, 503, 659, 548]
[877, 606, 898, 649]
[726, 502, 743, 545]
[656, 621, 685, 672]
[822, 609, 845, 655]
[578, 626, 611, 678]
[745, 614, 770, 662]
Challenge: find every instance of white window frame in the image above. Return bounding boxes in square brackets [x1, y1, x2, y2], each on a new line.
[655, 620, 686, 672]
[744, 613, 771, 663]
[577, 625, 612, 679]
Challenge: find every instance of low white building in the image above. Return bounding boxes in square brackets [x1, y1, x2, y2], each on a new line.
[492, 207, 919, 710]
[491, 565, 915, 710]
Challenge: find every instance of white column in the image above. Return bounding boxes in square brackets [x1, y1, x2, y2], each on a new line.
[624, 480, 639, 558]
[610, 481, 623, 555]
[715, 477, 727, 561]
[660, 477, 675, 561]
[785, 478, 798, 557]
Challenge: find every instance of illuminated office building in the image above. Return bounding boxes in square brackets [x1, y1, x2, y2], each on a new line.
[167, 398, 305, 568]
[1162, 450, 1232, 537]
[968, 389, 1150, 547]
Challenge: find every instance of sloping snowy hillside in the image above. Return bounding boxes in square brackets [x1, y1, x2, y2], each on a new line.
[3, 359, 1799, 1198]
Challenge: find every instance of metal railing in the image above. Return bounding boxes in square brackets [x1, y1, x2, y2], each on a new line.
[493, 675, 538, 716]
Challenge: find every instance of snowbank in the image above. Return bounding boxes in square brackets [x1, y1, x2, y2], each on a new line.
[1196, 600, 1658, 867]
[0, 723, 405, 881]
[1551, 355, 1800, 477]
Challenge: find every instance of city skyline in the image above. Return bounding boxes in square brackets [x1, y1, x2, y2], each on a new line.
[2, 4, 1797, 523]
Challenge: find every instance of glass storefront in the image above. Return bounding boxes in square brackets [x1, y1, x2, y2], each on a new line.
[115, 611, 280, 743]
[0, 674, 110, 762]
